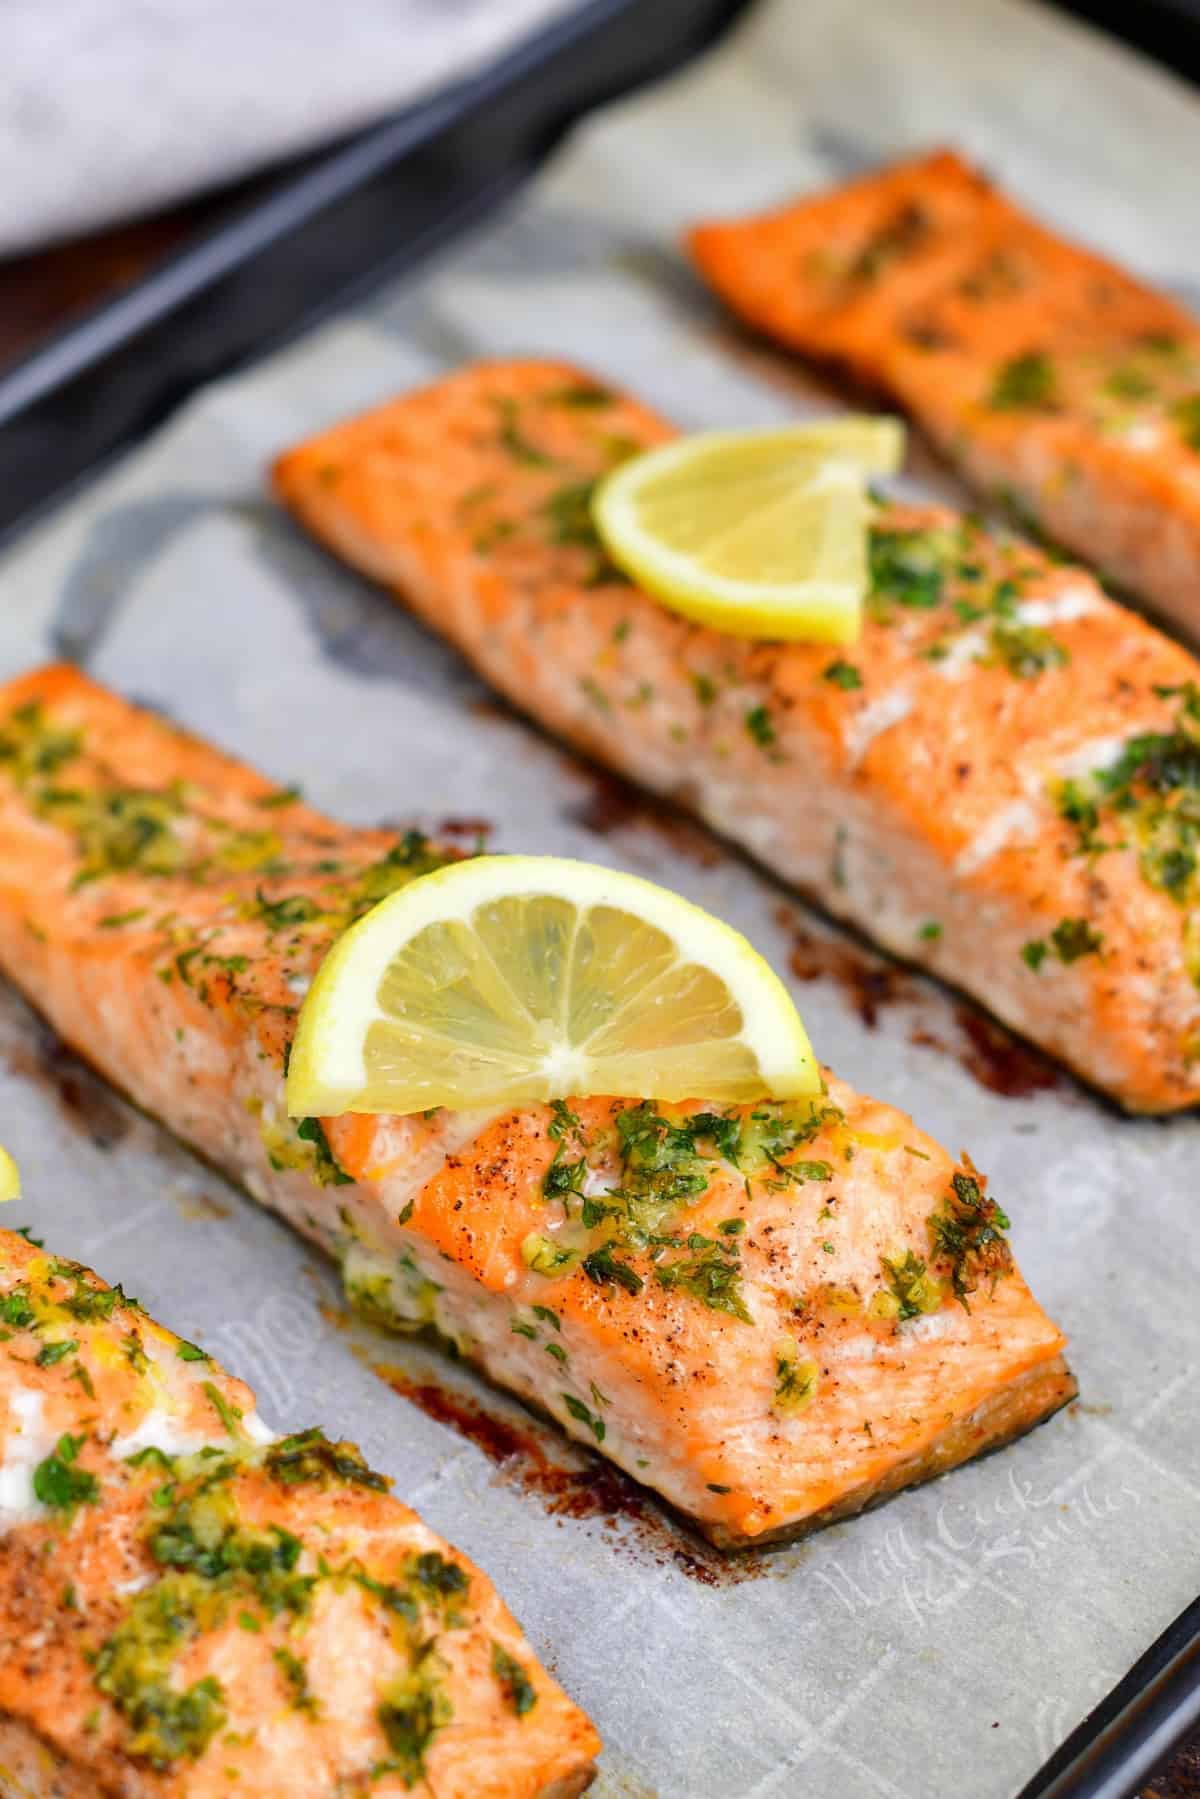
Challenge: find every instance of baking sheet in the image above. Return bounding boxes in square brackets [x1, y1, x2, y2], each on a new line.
[2, 1, 1200, 1793]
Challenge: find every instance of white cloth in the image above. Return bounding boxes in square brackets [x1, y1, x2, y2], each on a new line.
[0, 0, 578, 255]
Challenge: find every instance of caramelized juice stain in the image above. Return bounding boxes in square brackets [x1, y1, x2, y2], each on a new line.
[5, 1017, 133, 1149]
[779, 910, 1063, 1099]
[372, 1362, 766, 1588]
[566, 765, 723, 868]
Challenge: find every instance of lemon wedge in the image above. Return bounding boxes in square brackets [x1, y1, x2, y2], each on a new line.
[286, 855, 818, 1116]
[0, 1145, 20, 1203]
[592, 417, 904, 644]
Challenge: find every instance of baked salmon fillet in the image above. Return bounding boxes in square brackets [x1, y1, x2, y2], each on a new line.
[0, 666, 1073, 1548]
[0, 1227, 599, 1798]
[272, 359, 1200, 1111]
[687, 148, 1200, 638]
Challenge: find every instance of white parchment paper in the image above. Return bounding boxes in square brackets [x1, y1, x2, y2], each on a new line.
[1, 2, 1199, 1794]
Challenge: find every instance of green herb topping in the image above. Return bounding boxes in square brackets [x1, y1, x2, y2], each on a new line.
[745, 704, 776, 749]
[1053, 684, 1200, 981]
[491, 1641, 538, 1717]
[33, 1432, 100, 1515]
[988, 352, 1058, 412]
[772, 1337, 819, 1413]
[878, 1251, 942, 1321]
[928, 1170, 1013, 1308]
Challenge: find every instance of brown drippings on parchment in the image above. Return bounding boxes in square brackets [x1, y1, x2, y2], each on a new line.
[4, 1019, 134, 1149]
[780, 910, 1062, 1100]
[566, 765, 723, 868]
[786, 923, 916, 1029]
[436, 816, 494, 844]
[949, 1005, 1059, 1099]
[372, 1362, 764, 1588]
[172, 1187, 232, 1223]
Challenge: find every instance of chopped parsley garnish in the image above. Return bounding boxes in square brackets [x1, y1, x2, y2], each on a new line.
[772, 1339, 819, 1412]
[544, 383, 613, 407]
[878, 1250, 942, 1321]
[491, 1641, 538, 1717]
[542, 480, 600, 547]
[1050, 917, 1104, 962]
[377, 1646, 452, 1786]
[1053, 685, 1200, 956]
[745, 704, 776, 748]
[521, 1233, 579, 1276]
[928, 1171, 1012, 1307]
[823, 659, 864, 691]
[562, 1393, 606, 1443]
[988, 351, 1058, 412]
[1023, 916, 1103, 970]
[33, 1433, 100, 1513]
[265, 1428, 389, 1492]
[582, 1245, 644, 1295]
[295, 1116, 353, 1186]
[273, 1646, 318, 1713]
[654, 1233, 751, 1323]
[201, 1381, 242, 1438]
[529, 1099, 840, 1324]
[494, 397, 554, 467]
[846, 202, 929, 283]
[987, 619, 1069, 679]
[95, 1582, 229, 1771]
[256, 783, 302, 810]
[1172, 394, 1200, 453]
[0, 1285, 35, 1328]
[578, 675, 611, 712]
[1104, 364, 1156, 402]
[868, 525, 948, 611]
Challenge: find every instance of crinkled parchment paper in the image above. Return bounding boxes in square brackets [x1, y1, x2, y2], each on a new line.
[1, 2, 1198, 1793]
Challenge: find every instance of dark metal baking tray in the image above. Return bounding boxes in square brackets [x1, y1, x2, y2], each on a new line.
[0, 1, 1197, 1794]
[0, 0, 748, 545]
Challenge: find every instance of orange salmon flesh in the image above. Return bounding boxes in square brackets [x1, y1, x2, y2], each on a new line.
[688, 147, 1200, 641]
[0, 665, 1072, 1555]
[0, 1226, 599, 1797]
[273, 357, 1200, 1112]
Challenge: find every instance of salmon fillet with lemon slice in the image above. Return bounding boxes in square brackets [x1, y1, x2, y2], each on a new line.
[0, 1225, 599, 1798]
[272, 359, 1200, 1111]
[688, 148, 1200, 638]
[0, 665, 1072, 1546]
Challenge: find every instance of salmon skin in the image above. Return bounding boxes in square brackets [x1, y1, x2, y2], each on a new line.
[0, 666, 1073, 1547]
[687, 147, 1200, 639]
[0, 1226, 599, 1798]
[273, 359, 1200, 1111]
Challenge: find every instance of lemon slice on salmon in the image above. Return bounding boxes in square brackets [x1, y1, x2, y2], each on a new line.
[0, 1146, 20, 1202]
[286, 856, 818, 1116]
[591, 417, 904, 644]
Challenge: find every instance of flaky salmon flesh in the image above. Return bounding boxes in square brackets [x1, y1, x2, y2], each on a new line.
[0, 1226, 599, 1798]
[273, 359, 1200, 1111]
[688, 148, 1200, 641]
[0, 666, 1073, 1551]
